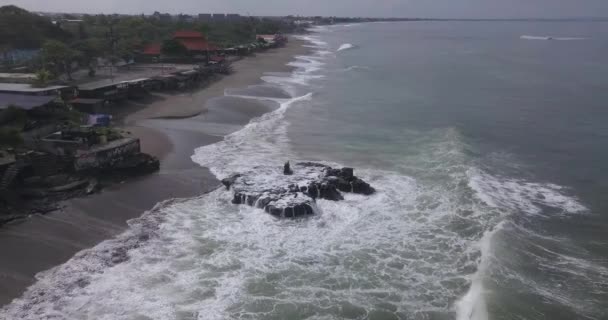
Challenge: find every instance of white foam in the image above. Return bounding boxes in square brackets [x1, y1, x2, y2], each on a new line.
[520, 35, 587, 41]
[191, 92, 312, 179]
[455, 222, 505, 320]
[337, 43, 355, 52]
[339, 65, 370, 72]
[295, 35, 329, 49]
[316, 50, 334, 56]
[467, 168, 587, 215]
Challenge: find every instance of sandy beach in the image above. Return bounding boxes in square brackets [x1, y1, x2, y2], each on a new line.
[0, 38, 309, 306]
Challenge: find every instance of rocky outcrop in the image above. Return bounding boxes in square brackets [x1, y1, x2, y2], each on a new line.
[221, 162, 375, 218]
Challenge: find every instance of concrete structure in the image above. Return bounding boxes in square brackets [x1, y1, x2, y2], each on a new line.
[257, 34, 288, 47]
[74, 138, 140, 171]
[226, 14, 242, 21]
[212, 13, 226, 21]
[78, 80, 129, 102]
[198, 13, 212, 21]
[57, 19, 84, 35]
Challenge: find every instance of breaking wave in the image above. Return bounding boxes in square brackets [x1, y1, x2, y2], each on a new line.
[520, 35, 587, 41]
[337, 43, 355, 52]
[339, 65, 370, 72]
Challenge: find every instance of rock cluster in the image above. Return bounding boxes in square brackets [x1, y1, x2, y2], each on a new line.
[221, 162, 375, 218]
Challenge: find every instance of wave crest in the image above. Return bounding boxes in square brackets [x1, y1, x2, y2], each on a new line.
[337, 43, 355, 52]
[520, 35, 587, 41]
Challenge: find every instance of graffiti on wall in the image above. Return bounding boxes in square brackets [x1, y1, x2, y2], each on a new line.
[75, 139, 140, 171]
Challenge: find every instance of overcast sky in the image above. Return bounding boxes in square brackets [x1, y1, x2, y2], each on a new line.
[2, 0, 608, 18]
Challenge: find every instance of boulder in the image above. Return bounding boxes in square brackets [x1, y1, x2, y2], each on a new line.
[283, 161, 293, 175]
[223, 162, 375, 218]
[221, 174, 241, 190]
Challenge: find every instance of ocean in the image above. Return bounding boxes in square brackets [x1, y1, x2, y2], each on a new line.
[3, 21, 608, 320]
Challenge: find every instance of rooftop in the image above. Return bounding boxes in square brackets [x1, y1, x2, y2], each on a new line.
[178, 38, 216, 51]
[174, 30, 206, 39]
[0, 83, 69, 93]
[70, 98, 104, 105]
[78, 80, 127, 91]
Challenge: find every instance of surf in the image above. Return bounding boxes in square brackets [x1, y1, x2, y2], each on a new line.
[337, 43, 355, 52]
[520, 35, 587, 41]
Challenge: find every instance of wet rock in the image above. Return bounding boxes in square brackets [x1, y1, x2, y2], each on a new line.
[283, 161, 293, 175]
[221, 174, 241, 190]
[225, 162, 375, 218]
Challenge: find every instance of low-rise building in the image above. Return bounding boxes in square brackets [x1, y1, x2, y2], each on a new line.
[212, 13, 226, 21]
[77, 80, 129, 102]
[0, 83, 70, 96]
[198, 13, 212, 21]
[226, 14, 242, 21]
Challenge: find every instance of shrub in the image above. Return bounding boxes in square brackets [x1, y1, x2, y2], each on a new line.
[0, 127, 23, 147]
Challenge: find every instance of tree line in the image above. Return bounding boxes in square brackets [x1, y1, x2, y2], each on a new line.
[0, 5, 298, 83]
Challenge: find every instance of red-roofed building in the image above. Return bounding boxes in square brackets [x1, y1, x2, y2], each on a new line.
[142, 43, 162, 56]
[174, 30, 213, 52]
[141, 30, 219, 57]
[173, 30, 205, 39]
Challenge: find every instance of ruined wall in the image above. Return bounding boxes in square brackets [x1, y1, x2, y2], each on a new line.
[74, 138, 140, 171]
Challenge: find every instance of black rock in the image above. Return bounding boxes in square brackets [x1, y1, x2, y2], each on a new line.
[222, 174, 242, 190]
[283, 161, 293, 175]
[224, 162, 374, 218]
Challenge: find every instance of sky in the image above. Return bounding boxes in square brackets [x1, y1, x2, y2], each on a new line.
[1, 0, 608, 18]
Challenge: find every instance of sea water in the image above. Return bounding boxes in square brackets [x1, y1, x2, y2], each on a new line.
[3, 21, 608, 320]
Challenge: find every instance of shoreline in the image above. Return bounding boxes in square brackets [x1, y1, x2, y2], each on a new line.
[0, 38, 310, 306]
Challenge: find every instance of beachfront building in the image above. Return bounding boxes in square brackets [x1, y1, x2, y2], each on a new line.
[0, 83, 73, 117]
[141, 30, 219, 61]
[173, 30, 218, 54]
[256, 34, 288, 48]
[0, 83, 71, 96]
[77, 80, 129, 103]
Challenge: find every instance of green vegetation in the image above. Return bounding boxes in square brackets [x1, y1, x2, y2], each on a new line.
[161, 39, 188, 56]
[41, 40, 79, 80]
[0, 5, 71, 50]
[33, 69, 52, 87]
[0, 5, 299, 75]
[0, 127, 23, 147]
[1, 106, 28, 127]
[0, 106, 27, 147]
